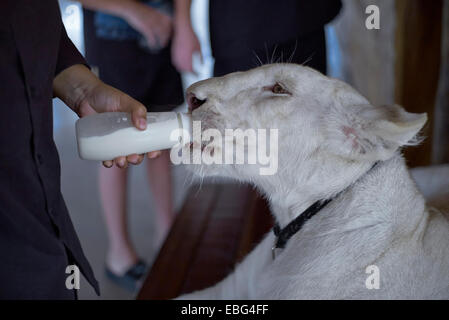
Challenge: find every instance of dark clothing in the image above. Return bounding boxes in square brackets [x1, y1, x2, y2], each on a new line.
[83, 9, 184, 111]
[213, 28, 328, 77]
[209, 0, 342, 60]
[210, 0, 341, 76]
[0, 0, 98, 298]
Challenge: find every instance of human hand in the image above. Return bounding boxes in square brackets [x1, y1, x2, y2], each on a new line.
[53, 65, 161, 168]
[171, 21, 201, 73]
[77, 82, 162, 168]
[124, 2, 172, 50]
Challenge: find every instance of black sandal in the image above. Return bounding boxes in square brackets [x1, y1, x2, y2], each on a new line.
[105, 259, 148, 292]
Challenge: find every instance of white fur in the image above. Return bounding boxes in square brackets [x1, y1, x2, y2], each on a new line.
[177, 64, 449, 299]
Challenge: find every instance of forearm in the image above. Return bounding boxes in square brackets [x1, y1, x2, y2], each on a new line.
[76, 0, 138, 19]
[173, 0, 193, 29]
[53, 64, 101, 112]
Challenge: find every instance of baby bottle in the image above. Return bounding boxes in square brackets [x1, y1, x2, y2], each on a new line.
[76, 112, 192, 161]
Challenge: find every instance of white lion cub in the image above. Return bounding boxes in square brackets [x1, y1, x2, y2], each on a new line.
[178, 64, 449, 299]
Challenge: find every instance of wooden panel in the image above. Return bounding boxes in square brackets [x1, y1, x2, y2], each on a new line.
[433, 0, 449, 164]
[180, 184, 253, 293]
[395, 0, 444, 167]
[136, 182, 272, 300]
[136, 183, 220, 300]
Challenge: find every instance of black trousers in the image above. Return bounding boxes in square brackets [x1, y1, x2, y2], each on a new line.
[213, 28, 327, 77]
[0, 239, 77, 300]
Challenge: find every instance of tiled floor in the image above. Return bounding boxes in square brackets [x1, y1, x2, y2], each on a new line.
[53, 100, 190, 299]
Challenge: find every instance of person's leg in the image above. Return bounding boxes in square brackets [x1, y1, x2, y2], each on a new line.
[145, 150, 174, 245]
[141, 50, 182, 246]
[98, 165, 138, 275]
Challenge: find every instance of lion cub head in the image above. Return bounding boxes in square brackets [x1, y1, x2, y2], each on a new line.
[183, 63, 426, 199]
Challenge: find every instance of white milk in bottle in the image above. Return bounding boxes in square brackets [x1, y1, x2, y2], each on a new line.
[76, 112, 192, 160]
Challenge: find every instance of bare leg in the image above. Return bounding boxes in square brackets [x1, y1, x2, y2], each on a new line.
[146, 150, 174, 245]
[98, 165, 138, 275]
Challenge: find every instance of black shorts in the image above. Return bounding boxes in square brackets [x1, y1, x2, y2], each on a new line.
[83, 9, 184, 112]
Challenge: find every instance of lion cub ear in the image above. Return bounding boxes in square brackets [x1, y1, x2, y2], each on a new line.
[327, 104, 427, 161]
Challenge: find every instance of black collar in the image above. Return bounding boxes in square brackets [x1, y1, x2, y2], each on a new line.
[272, 162, 379, 257]
[273, 198, 332, 249]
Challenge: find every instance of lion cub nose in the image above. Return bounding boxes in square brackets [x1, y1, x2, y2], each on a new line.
[187, 92, 207, 112]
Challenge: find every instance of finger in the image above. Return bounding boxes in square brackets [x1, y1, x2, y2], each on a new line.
[129, 102, 147, 130]
[127, 153, 144, 165]
[153, 34, 165, 50]
[114, 156, 128, 169]
[103, 160, 113, 168]
[78, 100, 97, 118]
[159, 33, 170, 48]
[136, 154, 145, 165]
[147, 150, 162, 159]
[144, 32, 157, 48]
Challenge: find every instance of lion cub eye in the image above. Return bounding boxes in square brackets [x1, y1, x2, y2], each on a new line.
[270, 83, 290, 95]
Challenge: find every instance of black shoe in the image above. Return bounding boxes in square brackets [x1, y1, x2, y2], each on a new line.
[105, 259, 148, 292]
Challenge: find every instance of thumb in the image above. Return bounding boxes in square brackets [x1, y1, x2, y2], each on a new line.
[77, 100, 97, 118]
[121, 96, 147, 130]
